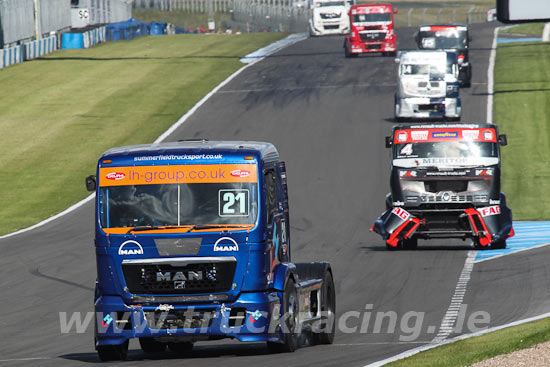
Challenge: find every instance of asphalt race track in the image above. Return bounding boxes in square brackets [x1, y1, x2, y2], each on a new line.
[2, 22, 550, 366]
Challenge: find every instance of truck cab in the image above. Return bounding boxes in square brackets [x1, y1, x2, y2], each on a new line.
[416, 24, 472, 87]
[309, 0, 354, 36]
[86, 141, 335, 361]
[394, 50, 461, 121]
[372, 124, 514, 250]
[344, 3, 397, 57]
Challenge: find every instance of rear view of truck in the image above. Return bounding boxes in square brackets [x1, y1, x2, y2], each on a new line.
[394, 50, 461, 121]
[86, 141, 335, 361]
[344, 3, 397, 57]
[309, 0, 354, 36]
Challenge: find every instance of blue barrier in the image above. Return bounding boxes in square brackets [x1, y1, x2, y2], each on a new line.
[150, 22, 167, 35]
[105, 18, 150, 42]
[61, 33, 84, 49]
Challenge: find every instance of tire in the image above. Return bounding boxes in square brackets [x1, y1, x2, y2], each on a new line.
[97, 340, 129, 362]
[168, 341, 194, 354]
[473, 239, 488, 250]
[312, 271, 336, 345]
[491, 240, 507, 249]
[267, 278, 298, 353]
[403, 237, 418, 250]
[344, 44, 352, 58]
[139, 337, 166, 353]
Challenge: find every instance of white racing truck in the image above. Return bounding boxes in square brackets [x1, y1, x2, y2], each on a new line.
[309, 0, 354, 36]
[394, 50, 461, 121]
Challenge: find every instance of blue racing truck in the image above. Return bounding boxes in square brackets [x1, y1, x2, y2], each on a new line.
[85, 140, 335, 361]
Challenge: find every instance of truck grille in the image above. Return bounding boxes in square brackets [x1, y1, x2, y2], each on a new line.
[145, 309, 216, 329]
[360, 32, 386, 41]
[320, 13, 340, 19]
[425, 180, 469, 193]
[122, 261, 236, 295]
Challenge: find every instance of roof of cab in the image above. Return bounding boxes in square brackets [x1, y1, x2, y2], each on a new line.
[101, 140, 279, 162]
[394, 123, 495, 130]
[419, 24, 468, 31]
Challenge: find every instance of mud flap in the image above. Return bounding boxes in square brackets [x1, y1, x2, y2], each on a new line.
[371, 207, 421, 248]
[464, 196, 514, 247]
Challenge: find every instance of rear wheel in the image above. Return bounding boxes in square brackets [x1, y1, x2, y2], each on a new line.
[267, 278, 298, 353]
[491, 240, 507, 249]
[312, 271, 335, 345]
[386, 242, 401, 251]
[139, 338, 166, 353]
[97, 340, 129, 362]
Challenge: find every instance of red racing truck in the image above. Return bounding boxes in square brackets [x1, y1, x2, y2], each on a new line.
[344, 3, 398, 57]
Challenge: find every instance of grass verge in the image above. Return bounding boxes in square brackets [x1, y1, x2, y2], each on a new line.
[386, 318, 550, 367]
[494, 41, 550, 220]
[0, 32, 286, 235]
[500, 23, 546, 36]
[132, 9, 233, 31]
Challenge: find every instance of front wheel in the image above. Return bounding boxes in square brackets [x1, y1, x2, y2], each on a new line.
[491, 240, 507, 249]
[97, 340, 129, 362]
[403, 238, 418, 250]
[267, 278, 298, 353]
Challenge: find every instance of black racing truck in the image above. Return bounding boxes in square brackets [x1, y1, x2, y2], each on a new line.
[416, 24, 472, 87]
[372, 124, 514, 250]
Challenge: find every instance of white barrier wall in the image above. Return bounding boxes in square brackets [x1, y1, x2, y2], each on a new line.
[24, 36, 57, 60]
[83, 27, 107, 48]
[0, 45, 23, 69]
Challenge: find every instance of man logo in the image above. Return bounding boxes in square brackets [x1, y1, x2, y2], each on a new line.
[213, 237, 239, 252]
[118, 240, 144, 256]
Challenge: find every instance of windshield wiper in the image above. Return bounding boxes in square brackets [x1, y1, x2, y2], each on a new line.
[126, 225, 182, 234]
[186, 224, 250, 233]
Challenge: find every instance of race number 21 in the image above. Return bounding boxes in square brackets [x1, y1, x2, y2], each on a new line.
[219, 189, 249, 217]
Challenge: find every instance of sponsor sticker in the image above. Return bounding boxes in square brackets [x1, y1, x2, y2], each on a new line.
[476, 169, 493, 176]
[478, 205, 501, 217]
[411, 130, 429, 140]
[248, 310, 263, 323]
[432, 131, 459, 139]
[105, 172, 126, 181]
[484, 130, 494, 141]
[391, 207, 410, 221]
[462, 130, 480, 140]
[118, 240, 144, 256]
[397, 132, 408, 142]
[213, 237, 239, 252]
[102, 314, 113, 327]
[230, 169, 251, 178]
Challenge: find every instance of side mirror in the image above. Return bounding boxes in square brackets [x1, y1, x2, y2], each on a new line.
[86, 175, 97, 192]
[385, 136, 393, 148]
[498, 134, 508, 146]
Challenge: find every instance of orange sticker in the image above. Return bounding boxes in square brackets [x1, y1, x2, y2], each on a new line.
[99, 164, 258, 187]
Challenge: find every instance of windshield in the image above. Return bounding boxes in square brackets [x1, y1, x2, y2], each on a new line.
[99, 164, 258, 229]
[316, 1, 346, 7]
[400, 63, 446, 77]
[418, 30, 468, 49]
[353, 13, 391, 23]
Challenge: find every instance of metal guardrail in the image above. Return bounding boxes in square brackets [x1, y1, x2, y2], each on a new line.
[132, 0, 233, 12]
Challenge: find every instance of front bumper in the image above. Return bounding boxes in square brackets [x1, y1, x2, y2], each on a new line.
[95, 291, 281, 347]
[310, 20, 349, 36]
[372, 204, 514, 248]
[396, 97, 461, 119]
[348, 39, 396, 53]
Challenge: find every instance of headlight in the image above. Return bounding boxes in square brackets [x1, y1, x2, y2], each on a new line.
[401, 180, 425, 193]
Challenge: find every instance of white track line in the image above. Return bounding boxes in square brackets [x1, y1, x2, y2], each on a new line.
[474, 243, 550, 264]
[364, 311, 550, 367]
[486, 27, 500, 124]
[432, 251, 476, 343]
[0, 33, 305, 241]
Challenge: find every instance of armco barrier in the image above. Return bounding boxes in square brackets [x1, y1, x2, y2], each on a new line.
[0, 45, 23, 69]
[24, 36, 57, 60]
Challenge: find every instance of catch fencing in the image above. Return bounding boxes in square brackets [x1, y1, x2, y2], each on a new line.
[132, 0, 491, 33]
